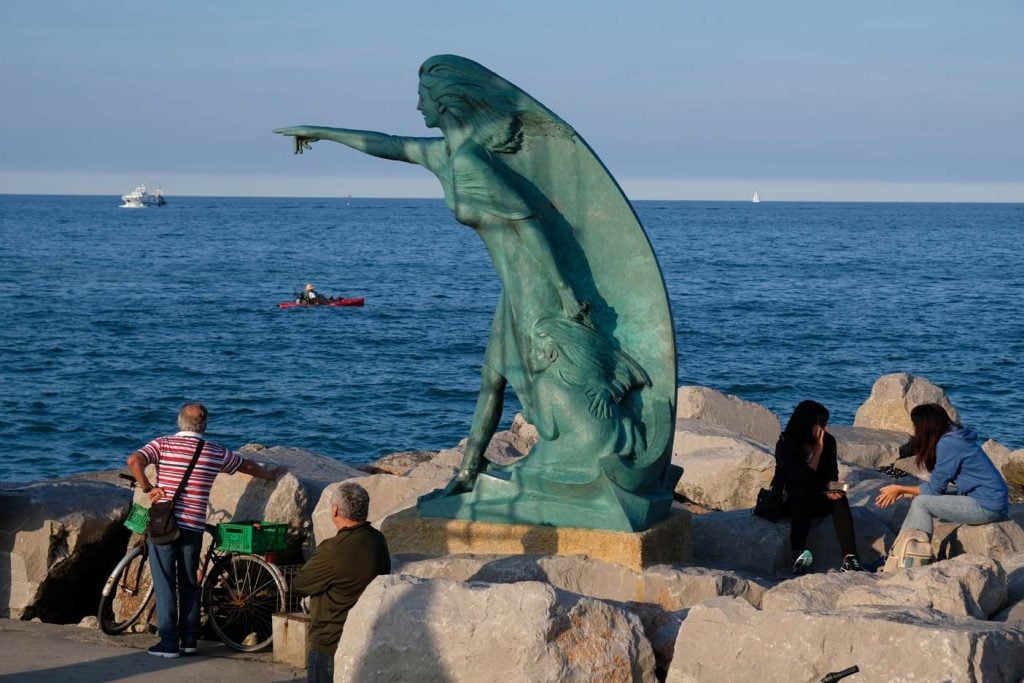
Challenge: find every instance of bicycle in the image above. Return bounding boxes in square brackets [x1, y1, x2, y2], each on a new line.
[98, 473, 292, 651]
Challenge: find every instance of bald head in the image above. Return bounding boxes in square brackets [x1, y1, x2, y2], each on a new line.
[177, 402, 208, 433]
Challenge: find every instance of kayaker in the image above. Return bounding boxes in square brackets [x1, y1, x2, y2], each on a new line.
[304, 283, 320, 303]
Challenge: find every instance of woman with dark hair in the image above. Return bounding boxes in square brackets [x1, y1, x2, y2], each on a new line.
[772, 400, 862, 574]
[875, 403, 1008, 565]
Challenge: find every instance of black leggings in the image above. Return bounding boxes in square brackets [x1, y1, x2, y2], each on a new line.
[786, 486, 857, 557]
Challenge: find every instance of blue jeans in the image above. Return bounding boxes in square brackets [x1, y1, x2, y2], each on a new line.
[307, 648, 335, 683]
[901, 494, 1006, 536]
[148, 528, 203, 647]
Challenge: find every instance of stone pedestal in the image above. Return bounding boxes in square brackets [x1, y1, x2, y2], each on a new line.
[380, 507, 691, 572]
[272, 612, 309, 669]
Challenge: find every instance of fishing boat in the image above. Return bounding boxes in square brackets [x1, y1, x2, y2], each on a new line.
[278, 297, 365, 309]
[752, 191, 761, 204]
[120, 184, 166, 208]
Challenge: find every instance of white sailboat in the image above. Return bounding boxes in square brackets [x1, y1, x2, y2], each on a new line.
[752, 191, 761, 204]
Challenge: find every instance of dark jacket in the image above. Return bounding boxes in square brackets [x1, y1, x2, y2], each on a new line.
[770, 432, 839, 494]
[291, 522, 391, 654]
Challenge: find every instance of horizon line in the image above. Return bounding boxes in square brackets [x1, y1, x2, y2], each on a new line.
[4, 192, 1019, 205]
[1, 172, 1022, 203]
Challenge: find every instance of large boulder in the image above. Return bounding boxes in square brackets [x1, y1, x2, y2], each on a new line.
[691, 505, 892, 577]
[983, 441, 1024, 502]
[0, 480, 130, 621]
[829, 425, 909, 468]
[667, 597, 1024, 683]
[359, 450, 436, 475]
[933, 505, 1024, 561]
[672, 419, 775, 510]
[392, 553, 764, 676]
[311, 473, 448, 545]
[994, 552, 1024, 623]
[853, 372, 959, 432]
[335, 575, 657, 682]
[761, 554, 1007, 619]
[203, 446, 362, 530]
[675, 386, 780, 446]
[393, 553, 766, 611]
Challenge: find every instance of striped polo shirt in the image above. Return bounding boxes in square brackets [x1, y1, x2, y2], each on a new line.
[139, 431, 243, 532]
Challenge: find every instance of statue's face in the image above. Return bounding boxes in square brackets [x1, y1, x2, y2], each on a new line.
[417, 84, 442, 129]
[529, 334, 557, 372]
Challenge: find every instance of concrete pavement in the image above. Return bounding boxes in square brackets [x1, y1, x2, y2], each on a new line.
[0, 619, 303, 682]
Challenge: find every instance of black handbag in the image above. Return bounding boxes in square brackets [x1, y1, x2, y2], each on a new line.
[147, 439, 205, 545]
[752, 486, 785, 522]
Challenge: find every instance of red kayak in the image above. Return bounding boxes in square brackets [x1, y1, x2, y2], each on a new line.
[278, 298, 365, 309]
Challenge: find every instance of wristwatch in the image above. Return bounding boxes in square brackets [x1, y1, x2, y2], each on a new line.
[142, 485, 153, 493]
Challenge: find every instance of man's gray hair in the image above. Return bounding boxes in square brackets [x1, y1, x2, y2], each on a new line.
[177, 402, 208, 433]
[331, 482, 370, 522]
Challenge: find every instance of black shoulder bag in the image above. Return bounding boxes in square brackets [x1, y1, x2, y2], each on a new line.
[147, 439, 205, 545]
[752, 485, 785, 522]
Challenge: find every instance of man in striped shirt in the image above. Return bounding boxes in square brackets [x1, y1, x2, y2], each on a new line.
[126, 402, 286, 658]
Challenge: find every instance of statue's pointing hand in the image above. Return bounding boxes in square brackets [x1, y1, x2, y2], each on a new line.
[273, 127, 316, 154]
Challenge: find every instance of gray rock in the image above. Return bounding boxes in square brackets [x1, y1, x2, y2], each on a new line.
[994, 600, 1024, 623]
[204, 447, 361, 530]
[829, 425, 909, 468]
[1000, 551, 1024, 604]
[1000, 449, 1024, 504]
[393, 553, 765, 612]
[933, 506, 1024, 561]
[335, 574, 657, 682]
[76, 615, 98, 629]
[674, 386, 780, 446]
[672, 419, 775, 511]
[762, 554, 1007, 619]
[853, 372, 960, 432]
[667, 597, 1024, 683]
[358, 450, 436, 475]
[692, 506, 892, 577]
[391, 552, 764, 676]
[312, 473, 447, 545]
[0, 479, 129, 620]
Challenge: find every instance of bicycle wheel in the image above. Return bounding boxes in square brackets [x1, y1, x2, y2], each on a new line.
[97, 544, 155, 635]
[202, 554, 286, 652]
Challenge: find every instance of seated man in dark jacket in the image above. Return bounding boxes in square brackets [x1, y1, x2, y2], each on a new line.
[292, 482, 391, 682]
[771, 400, 863, 575]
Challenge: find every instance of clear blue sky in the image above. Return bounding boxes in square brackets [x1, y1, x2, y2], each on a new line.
[1, 1, 1022, 201]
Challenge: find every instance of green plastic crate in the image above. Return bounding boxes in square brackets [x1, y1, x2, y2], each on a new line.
[214, 521, 289, 553]
[124, 503, 149, 534]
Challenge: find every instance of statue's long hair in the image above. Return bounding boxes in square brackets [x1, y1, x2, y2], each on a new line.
[533, 317, 649, 404]
[419, 55, 574, 154]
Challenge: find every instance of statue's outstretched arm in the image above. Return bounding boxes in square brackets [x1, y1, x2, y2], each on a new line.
[274, 126, 442, 168]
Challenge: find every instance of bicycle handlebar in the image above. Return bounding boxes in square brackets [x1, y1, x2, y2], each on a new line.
[118, 473, 137, 483]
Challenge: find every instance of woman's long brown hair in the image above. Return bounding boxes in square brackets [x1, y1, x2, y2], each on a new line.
[910, 403, 955, 472]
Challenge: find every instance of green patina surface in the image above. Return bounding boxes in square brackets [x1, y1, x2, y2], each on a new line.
[276, 54, 679, 531]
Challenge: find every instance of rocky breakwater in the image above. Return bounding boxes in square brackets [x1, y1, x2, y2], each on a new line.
[7, 371, 1024, 682]
[2, 446, 364, 624]
[0, 475, 130, 622]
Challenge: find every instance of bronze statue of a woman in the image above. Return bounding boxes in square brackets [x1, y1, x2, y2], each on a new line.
[276, 55, 679, 531]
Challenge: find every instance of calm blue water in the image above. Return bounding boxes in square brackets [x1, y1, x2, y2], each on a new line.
[1, 196, 1021, 482]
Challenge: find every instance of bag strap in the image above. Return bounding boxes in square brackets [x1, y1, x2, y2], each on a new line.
[157, 438, 206, 505]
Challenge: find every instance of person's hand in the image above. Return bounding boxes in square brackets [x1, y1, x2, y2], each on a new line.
[825, 490, 844, 501]
[812, 424, 826, 458]
[273, 127, 319, 154]
[875, 484, 905, 508]
[147, 487, 166, 504]
[266, 466, 287, 481]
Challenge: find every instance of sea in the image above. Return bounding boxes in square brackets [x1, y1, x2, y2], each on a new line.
[1, 195, 1022, 483]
